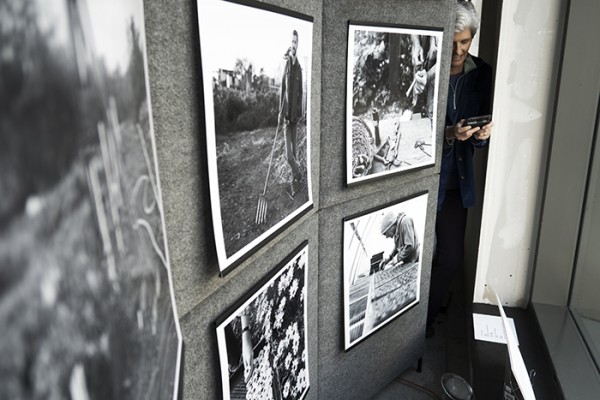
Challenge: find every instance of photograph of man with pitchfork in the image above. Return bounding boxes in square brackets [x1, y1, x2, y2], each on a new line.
[279, 29, 304, 197]
[198, 1, 313, 273]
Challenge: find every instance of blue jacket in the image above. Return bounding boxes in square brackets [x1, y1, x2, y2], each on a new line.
[438, 54, 493, 210]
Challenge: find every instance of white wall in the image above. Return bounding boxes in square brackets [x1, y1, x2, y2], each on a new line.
[473, 0, 566, 306]
[470, 0, 482, 56]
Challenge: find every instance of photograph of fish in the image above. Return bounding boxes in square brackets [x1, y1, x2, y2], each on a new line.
[216, 242, 309, 400]
[346, 24, 442, 185]
[197, 0, 313, 274]
[0, 1, 182, 398]
[343, 193, 428, 350]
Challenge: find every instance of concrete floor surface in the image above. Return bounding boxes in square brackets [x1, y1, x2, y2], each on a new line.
[371, 277, 470, 400]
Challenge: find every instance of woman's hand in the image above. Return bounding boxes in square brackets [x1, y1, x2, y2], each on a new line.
[447, 120, 493, 142]
[473, 121, 493, 141]
[447, 119, 478, 141]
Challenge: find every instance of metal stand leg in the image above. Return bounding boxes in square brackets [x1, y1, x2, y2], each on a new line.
[416, 357, 423, 373]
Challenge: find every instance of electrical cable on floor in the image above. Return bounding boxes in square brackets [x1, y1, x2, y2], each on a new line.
[395, 377, 442, 400]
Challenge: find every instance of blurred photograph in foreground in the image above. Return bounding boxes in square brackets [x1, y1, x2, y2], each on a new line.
[0, 1, 182, 398]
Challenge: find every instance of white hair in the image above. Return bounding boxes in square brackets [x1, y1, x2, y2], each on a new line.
[455, 1, 480, 37]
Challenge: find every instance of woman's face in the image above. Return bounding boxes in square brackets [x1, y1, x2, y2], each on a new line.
[452, 29, 473, 73]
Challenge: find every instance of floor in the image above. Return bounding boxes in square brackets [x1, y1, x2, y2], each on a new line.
[369, 275, 565, 400]
[371, 278, 470, 400]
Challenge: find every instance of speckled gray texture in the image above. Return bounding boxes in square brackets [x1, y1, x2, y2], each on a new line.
[144, 0, 322, 318]
[317, 173, 439, 399]
[180, 216, 320, 399]
[319, 0, 454, 209]
[315, 2, 454, 397]
[143, 0, 454, 398]
[144, 0, 322, 398]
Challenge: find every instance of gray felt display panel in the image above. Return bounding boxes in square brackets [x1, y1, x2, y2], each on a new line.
[179, 216, 320, 399]
[144, 0, 323, 317]
[317, 174, 439, 399]
[319, 0, 455, 209]
[144, 1, 322, 399]
[143, 0, 455, 398]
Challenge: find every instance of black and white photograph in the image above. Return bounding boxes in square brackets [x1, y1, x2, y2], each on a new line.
[216, 242, 309, 400]
[346, 24, 443, 185]
[343, 193, 428, 350]
[197, 0, 313, 274]
[0, 1, 182, 399]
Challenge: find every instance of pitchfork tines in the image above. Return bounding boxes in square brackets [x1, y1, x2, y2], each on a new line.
[256, 191, 268, 225]
[255, 121, 281, 224]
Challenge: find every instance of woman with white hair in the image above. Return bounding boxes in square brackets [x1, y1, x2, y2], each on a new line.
[427, 0, 494, 337]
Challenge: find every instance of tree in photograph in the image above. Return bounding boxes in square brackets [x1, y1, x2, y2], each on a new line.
[126, 18, 145, 122]
[352, 31, 390, 116]
[0, 1, 87, 225]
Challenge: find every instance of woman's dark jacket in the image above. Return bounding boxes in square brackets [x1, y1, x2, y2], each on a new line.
[438, 54, 493, 210]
